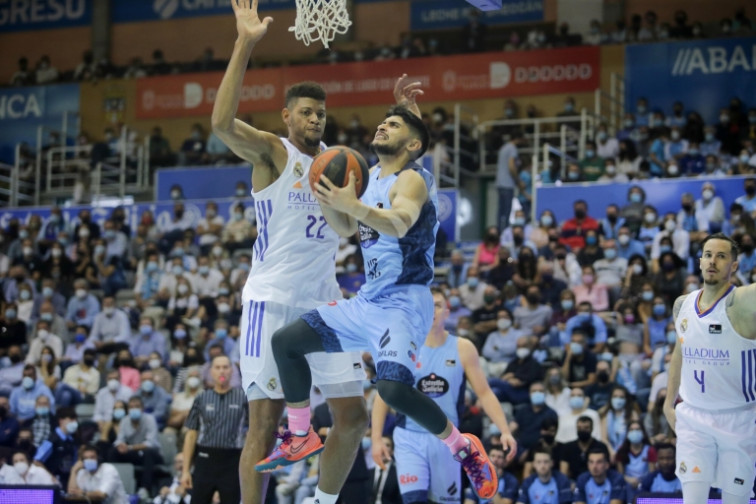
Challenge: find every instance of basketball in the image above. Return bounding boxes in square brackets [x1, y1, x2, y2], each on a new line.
[309, 146, 370, 198]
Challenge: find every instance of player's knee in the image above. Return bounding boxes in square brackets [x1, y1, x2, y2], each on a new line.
[332, 399, 369, 434]
[271, 319, 322, 360]
[375, 379, 412, 410]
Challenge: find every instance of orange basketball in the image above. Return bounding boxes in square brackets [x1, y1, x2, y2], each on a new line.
[309, 146, 370, 198]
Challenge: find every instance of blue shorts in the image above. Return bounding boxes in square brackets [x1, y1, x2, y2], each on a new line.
[302, 285, 433, 386]
[393, 427, 461, 503]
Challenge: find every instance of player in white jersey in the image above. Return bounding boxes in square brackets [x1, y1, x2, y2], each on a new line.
[663, 233, 756, 504]
[371, 288, 517, 504]
[206, 2, 421, 503]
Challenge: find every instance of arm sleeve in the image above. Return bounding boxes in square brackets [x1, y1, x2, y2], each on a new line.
[144, 415, 159, 448]
[99, 464, 120, 497]
[117, 313, 131, 342]
[35, 440, 53, 462]
[500, 472, 519, 499]
[114, 419, 127, 446]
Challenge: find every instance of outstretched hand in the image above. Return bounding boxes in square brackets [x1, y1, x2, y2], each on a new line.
[500, 433, 518, 463]
[393, 73, 424, 115]
[371, 438, 392, 471]
[232, 0, 274, 44]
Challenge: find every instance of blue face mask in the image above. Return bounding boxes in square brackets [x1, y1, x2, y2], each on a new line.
[570, 342, 583, 355]
[604, 248, 617, 259]
[585, 149, 595, 158]
[530, 391, 546, 405]
[215, 329, 228, 339]
[653, 304, 666, 316]
[611, 397, 626, 410]
[42, 286, 54, 298]
[41, 312, 54, 322]
[199, 265, 209, 275]
[629, 193, 642, 203]
[75, 333, 87, 343]
[449, 296, 461, 309]
[569, 396, 584, 410]
[141, 380, 155, 393]
[361, 437, 371, 450]
[83, 459, 98, 472]
[641, 291, 654, 302]
[140, 325, 152, 336]
[174, 329, 187, 340]
[467, 278, 479, 289]
[586, 236, 597, 246]
[146, 261, 158, 273]
[172, 265, 184, 276]
[5, 309, 16, 320]
[36, 406, 50, 417]
[129, 409, 142, 421]
[561, 300, 573, 311]
[627, 429, 643, 444]
[113, 408, 126, 420]
[541, 215, 553, 227]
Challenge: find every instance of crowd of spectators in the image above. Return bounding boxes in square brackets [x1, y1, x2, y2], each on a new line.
[7, 7, 756, 87]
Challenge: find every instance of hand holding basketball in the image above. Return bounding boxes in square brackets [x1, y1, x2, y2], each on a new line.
[313, 172, 360, 215]
[232, 0, 273, 44]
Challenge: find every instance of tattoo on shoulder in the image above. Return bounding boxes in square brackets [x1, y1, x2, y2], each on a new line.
[673, 295, 686, 319]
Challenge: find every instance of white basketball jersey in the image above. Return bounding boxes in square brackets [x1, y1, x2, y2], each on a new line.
[242, 138, 341, 308]
[677, 285, 756, 410]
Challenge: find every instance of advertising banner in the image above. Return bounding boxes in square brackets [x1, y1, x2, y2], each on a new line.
[625, 37, 756, 124]
[111, 0, 295, 23]
[410, 0, 543, 31]
[0, 0, 91, 32]
[136, 46, 600, 118]
[0, 83, 80, 164]
[155, 165, 252, 201]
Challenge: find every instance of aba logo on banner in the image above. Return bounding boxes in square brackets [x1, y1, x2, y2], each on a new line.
[670, 42, 756, 76]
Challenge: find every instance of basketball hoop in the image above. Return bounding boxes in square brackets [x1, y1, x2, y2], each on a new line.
[289, 0, 351, 48]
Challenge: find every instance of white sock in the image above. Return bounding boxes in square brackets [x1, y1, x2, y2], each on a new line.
[681, 481, 711, 504]
[313, 487, 339, 504]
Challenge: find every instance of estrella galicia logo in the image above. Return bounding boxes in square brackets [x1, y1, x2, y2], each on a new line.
[417, 373, 449, 398]
[447, 482, 457, 495]
[359, 222, 379, 248]
[379, 330, 391, 349]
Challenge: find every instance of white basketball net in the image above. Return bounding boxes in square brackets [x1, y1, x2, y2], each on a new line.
[289, 0, 351, 48]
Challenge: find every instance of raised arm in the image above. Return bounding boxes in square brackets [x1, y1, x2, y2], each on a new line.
[370, 393, 393, 470]
[393, 74, 423, 118]
[211, 1, 285, 183]
[459, 337, 517, 462]
[663, 294, 686, 432]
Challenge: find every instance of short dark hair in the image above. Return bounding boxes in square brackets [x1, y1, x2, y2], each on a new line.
[285, 82, 326, 108]
[385, 105, 430, 159]
[56, 407, 76, 422]
[128, 396, 144, 407]
[587, 445, 609, 461]
[655, 442, 675, 454]
[430, 287, 447, 300]
[83, 349, 96, 358]
[701, 232, 739, 260]
[577, 415, 594, 429]
[81, 444, 98, 456]
[532, 444, 553, 458]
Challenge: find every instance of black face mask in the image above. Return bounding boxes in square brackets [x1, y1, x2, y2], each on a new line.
[742, 243, 754, 254]
[542, 434, 555, 445]
[597, 371, 610, 383]
[83, 358, 96, 367]
[746, 185, 756, 196]
[9, 354, 21, 364]
[0, 405, 6, 418]
[574, 209, 586, 219]
[607, 214, 617, 223]
[175, 210, 184, 219]
[682, 203, 692, 212]
[513, 236, 524, 246]
[527, 294, 541, 305]
[577, 430, 592, 442]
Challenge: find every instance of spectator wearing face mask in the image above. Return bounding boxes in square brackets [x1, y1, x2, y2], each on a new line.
[89, 296, 131, 356]
[191, 255, 224, 302]
[5, 449, 56, 485]
[68, 444, 129, 504]
[65, 279, 101, 331]
[0, 346, 25, 393]
[61, 325, 95, 365]
[481, 309, 521, 374]
[458, 266, 487, 311]
[94, 370, 132, 434]
[556, 388, 600, 444]
[514, 286, 553, 337]
[173, 346, 204, 394]
[509, 381, 558, 460]
[650, 214, 690, 262]
[25, 319, 63, 366]
[166, 369, 202, 436]
[579, 141, 606, 181]
[222, 203, 257, 253]
[737, 234, 756, 285]
[33, 407, 79, 483]
[197, 201, 225, 256]
[62, 349, 100, 401]
[10, 365, 56, 422]
[32, 279, 66, 321]
[130, 318, 165, 369]
[559, 200, 599, 251]
[695, 182, 726, 234]
[735, 176, 756, 213]
[137, 370, 171, 430]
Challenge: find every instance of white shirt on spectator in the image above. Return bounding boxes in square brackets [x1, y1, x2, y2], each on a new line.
[93, 385, 133, 422]
[650, 228, 690, 260]
[75, 463, 129, 504]
[63, 364, 101, 396]
[458, 282, 487, 311]
[556, 406, 601, 443]
[26, 334, 64, 365]
[649, 370, 668, 404]
[593, 257, 628, 287]
[160, 214, 195, 234]
[105, 232, 129, 260]
[90, 309, 132, 344]
[190, 268, 224, 297]
[197, 215, 225, 246]
[3, 463, 55, 485]
[63, 341, 96, 364]
[0, 362, 24, 393]
[597, 138, 619, 159]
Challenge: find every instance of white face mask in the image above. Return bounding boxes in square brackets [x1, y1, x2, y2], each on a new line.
[187, 376, 201, 389]
[515, 348, 530, 359]
[497, 319, 512, 331]
[107, 379, 120, 392]
[14, 462, 29, 476]
[148, 359, 161, 370]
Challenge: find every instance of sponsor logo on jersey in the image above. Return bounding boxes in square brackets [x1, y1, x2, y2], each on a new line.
[417, 373, 449, 398]
[447, 482, 458, 495]
[379, 350, 398, 358]
[408, 350, 416, 362]
[359, 222, 379, 248]
[293, 162, 304, 178]
[400, 474, 418, 484]
[379, 330, 391, 349]
[735, 477, 745, 485]
[445, 359, 456, 366]
[679, 462, 687, 474]
[683, 347, 731, 366]
[692, 466, 701, 474]
[708, 324, 722, 334]
[681, 318, 688, 332]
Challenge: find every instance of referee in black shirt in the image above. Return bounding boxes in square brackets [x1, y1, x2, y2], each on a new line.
[181, 354, 248, 503]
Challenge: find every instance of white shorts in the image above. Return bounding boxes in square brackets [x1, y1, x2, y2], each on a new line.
[239, 299, 366, 401]
[675, 401, 756, 496]
[392, 427, 461, 504]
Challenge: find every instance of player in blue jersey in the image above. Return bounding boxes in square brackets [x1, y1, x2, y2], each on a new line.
[638, 443, 682, 495]
[256, 104, 501, 501]
[573, 446, 626, 504]
[371, 287, 517, 503]
[516, 445, 573, 504]
[663, 233, 756, 504]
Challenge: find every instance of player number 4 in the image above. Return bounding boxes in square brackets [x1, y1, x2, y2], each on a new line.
[305, 215, 327, 239]
[694, 370, 705, 393]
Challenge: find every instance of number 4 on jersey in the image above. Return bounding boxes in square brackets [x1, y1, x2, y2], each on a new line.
[694, 370, 705, 393]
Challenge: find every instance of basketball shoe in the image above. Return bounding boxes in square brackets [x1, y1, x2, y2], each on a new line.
[453, 433, 498, 499]
[255, 426, 324, 472]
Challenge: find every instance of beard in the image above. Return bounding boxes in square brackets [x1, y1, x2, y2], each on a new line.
[303, 135, 321, 148]
[370, 140, 400, 156]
